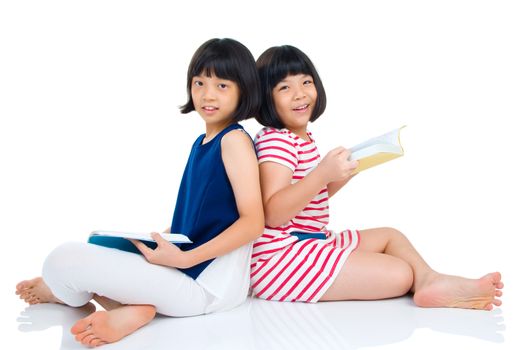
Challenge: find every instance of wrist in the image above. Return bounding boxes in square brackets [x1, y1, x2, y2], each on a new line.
[312, 166, 331, 186]
[180, 250, 198, 269]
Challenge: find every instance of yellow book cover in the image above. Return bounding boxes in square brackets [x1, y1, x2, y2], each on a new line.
[349, 126, 405, 173]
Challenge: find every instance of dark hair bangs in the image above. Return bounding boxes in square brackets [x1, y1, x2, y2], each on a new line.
[189, 52, 241, 83]
[267, 49, 313, 88]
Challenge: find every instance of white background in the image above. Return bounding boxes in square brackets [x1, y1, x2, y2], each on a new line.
[1, 1, 527, 349]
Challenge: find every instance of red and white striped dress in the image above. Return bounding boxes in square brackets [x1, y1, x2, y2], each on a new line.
[250, 127, 360, 302]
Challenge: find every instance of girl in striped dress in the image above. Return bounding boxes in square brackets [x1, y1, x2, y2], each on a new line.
[251, 45, 503, 310]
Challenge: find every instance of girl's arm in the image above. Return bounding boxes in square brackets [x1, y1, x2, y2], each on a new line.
[262, 147, 357, 228]
[132, 130, 264, 268]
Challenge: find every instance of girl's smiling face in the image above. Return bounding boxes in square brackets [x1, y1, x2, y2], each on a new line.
[272, 74, 317, 137]
[191, 72, 240, 126]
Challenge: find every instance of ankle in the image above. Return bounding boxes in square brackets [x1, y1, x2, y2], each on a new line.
[413, 270, 440, 292]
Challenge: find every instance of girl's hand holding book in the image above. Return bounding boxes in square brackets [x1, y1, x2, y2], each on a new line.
[130, 232, 193, 269]
[317, 147, 359, 183]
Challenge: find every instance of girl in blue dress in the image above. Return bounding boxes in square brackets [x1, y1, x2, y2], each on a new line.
[16, 38, 264, 347]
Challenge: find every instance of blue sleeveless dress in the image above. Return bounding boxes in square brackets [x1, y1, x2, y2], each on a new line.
[172, 123, 245, 279]
[88, 123, 247, 281]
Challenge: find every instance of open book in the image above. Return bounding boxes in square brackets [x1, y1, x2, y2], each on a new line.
[89, 231, 192, 243]
[348, 126, 405, 173]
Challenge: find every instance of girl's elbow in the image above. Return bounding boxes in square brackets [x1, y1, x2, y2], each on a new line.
[264, 216, 286, 229]
[264, 207, 288, 228]
[242, 214, 264, 240]
[251, 216, 265, 239]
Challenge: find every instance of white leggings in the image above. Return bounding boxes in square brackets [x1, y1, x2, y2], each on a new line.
[42, 242, 215, 317]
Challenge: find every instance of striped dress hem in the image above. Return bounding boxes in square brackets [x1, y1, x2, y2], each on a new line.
[251, 127, 361, 302]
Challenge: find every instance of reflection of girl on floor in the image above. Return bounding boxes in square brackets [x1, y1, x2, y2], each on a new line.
[248, 297, 503, 349]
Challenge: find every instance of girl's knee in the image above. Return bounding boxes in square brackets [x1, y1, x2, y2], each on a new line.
[44, 241, 76, 264]
[41, 242, 94, 307]
[382, 227, 407, 241]
[391, 260, 413, 295]
[43, 242, 88, 276]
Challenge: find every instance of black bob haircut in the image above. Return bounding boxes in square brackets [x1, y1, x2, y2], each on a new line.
[255, 45, 326, 129]
[180, 38, 260, 122]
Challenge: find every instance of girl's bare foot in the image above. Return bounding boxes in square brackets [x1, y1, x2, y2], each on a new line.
[413, 272, 503, 310]
[70, 305, 156, 347]
[15, 277, 63, 305]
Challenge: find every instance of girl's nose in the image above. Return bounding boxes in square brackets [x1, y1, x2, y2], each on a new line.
[202, 87, 215, 101]
[293, 89, 306, 100]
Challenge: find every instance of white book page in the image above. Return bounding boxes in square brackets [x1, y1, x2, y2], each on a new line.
[349, 127, 402, 154]
[91, 230, 192, 243]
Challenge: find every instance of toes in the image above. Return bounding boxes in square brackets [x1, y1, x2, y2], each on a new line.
[93, 340, 107, 347]
[491, 272, 502, 285]
[75, 329, 94, 343]
[88, 336, 104, 347]
[494, 271, 502, 281]
[24, 294, 36, 304]
[483, 298, 502, 311]
[27, 294, 40, 304]
[81, 333, 97, 346]
[495, 290, 503, 297]
[496, 282, 504, 289]
[71, 316, 93, 335]
[18, 289, 32, 299]
[490, 271, 501, 280]
[16, 277, 41, 291]
[482, 272, 502, 284]
[16, 280, 30, 291]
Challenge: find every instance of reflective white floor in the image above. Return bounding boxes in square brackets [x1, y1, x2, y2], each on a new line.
[9, 294, 516, 350]
[3, 2, 527, 347]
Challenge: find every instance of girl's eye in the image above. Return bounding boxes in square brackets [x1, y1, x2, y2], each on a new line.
[218, 83, 228, 89]
[193, 80, 203, 87]
[303, 80, 313, 85]
[278, 85, 289, 91]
